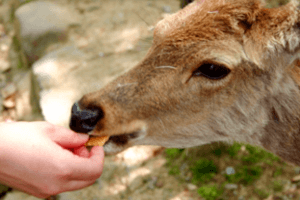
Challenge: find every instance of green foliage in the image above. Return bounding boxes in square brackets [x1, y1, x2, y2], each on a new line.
[165, 142, 283, 199]
[226, 166, 262, 185]
[165, 148, 184, 160]
[213, 148, 222, 157]
[191, 158, 218, 183]
[242, 145, 279, 164]
[197, 185, 222, 200]
[227, 143, 242, 157]
[165, 149, 185, 175]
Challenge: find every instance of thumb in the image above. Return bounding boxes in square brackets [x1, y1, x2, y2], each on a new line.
[44, 124, 89, 148]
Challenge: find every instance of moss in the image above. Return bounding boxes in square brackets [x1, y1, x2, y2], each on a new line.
[226, 166, 263, 185]
[191, 158, 218, 183]
[165, 148, 184, 160]
[213, 148, 223, 157]
[197, 185, 223, 200]
[165, 148, 185, 176]
[227, 143, 242, 157]
[242, 145, 279, 164]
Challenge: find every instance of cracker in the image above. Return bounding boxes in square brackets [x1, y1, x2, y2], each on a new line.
[85, 136, 109, 146]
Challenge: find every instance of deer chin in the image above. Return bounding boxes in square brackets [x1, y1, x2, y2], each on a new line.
[89, 120, 148, 155]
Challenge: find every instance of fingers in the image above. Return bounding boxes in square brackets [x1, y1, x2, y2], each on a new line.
[39, 122, 89, 148]
[73, 146, 89, 158]
[68, 146, 105, 181]
[62, 179, 97, 194]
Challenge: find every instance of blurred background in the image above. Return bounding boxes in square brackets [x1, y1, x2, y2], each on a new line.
[0, 0, 297, 199]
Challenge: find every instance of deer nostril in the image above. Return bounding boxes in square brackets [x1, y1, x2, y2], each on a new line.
[69, 102, 104, 133]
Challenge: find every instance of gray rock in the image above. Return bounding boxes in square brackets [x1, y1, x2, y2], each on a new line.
[187, 183, 197, 190]
[294, 167, 300, 174]
[224, 183, 238, 190]
[1, 82, 16, 99]
[3, 190, 41, 200]
[238, 196, 245, 200]
[3, 95, 15, 108]
[162, 5, 172, 13]
[0, 60, 10, 72]
[0, 73, 7, 88]
[13, 71, 37, 120]
[129, 177, 144, 191]
[225, 166, 236, 175]
[15, 1, 80, 62]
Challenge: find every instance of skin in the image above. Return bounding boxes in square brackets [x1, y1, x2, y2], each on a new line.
[0, 121, 104, 198]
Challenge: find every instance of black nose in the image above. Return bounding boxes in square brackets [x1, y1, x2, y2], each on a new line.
[69, 102, 104, 133]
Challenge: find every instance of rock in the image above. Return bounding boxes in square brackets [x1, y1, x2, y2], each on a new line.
[187, 184, 197, 190]
[238, 196, 245, 200]
[3, 190, 41, 200]
[3, 94, 15, 108]
[155, 180, 164, 188]
[32, 45, 84, 89]
[225, 166, 236, 175]
[294, 167, 300, 174]
[224, 183, 238, 190]
[32, 45, 86, 126]
[0, 60, 10, 72]
[14, 1, 80, 63]
[162, 5, 172, 13]
[0, 73, 6, 88]
[13, 71, 37, 120]
[1, 82, 16, 99]
[129, 177, 144, 191]
[292, 174, 300, 182]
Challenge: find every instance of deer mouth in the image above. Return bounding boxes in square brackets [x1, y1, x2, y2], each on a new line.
[87, 120, 147, 154]
[88, 131, 140, 147]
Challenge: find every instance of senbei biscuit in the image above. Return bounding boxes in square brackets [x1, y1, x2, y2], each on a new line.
[85, 136, 109, 146]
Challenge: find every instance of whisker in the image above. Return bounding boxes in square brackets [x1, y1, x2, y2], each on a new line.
[116, 82, 138, 88]
[156, 66, 176, 69]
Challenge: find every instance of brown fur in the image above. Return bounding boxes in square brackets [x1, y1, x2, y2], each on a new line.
[74, 0, 300, 165]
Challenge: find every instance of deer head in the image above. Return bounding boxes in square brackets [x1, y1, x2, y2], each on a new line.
[69, 0, 300, 165]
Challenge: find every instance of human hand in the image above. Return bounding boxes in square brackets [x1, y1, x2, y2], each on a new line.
[0, 121, 104, 198]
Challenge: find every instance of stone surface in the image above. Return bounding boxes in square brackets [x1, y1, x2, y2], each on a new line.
[1, 82, 16, 99]
[3, 190, 40, 200]
[15, 1, 80, 62]
[225, 166, 236, 175]
[13, 71, 37, 120]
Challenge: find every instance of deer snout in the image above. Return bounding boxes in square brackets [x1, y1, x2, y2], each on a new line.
[69, 101, 104, 133]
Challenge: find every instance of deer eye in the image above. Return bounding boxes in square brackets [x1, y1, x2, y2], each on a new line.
[192, 63, 230, 80]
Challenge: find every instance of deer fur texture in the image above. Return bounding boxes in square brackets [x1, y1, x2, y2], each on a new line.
[72, 0, 300, 165]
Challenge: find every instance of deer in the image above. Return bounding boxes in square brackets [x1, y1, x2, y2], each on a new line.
[69, 0, 300, 166]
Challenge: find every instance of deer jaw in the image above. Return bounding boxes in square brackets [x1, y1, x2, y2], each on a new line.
[70, 0, 300, 165]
